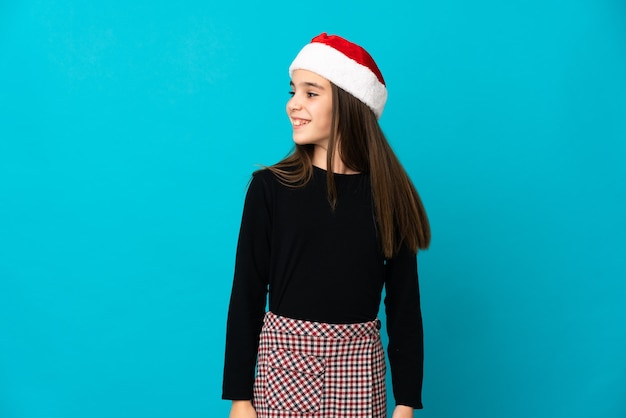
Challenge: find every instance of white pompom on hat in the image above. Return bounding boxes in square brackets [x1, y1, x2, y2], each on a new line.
[289, 33, 388, 119]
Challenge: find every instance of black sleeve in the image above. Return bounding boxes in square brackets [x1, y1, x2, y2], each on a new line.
[384, 245, 424, 409]
[222, 173, 272, 400]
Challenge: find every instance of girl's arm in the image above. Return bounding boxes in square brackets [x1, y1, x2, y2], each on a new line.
[222, 173, 272, 400]
[384, 244, 424, 409]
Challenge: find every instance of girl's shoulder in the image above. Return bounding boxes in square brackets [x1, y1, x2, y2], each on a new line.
[252, 164, 302, 186]
[251, 166, 280, 183]
[249, 167, 289, 194]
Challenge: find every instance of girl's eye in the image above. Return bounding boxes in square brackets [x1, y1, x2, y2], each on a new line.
[288, 91, 318, 98]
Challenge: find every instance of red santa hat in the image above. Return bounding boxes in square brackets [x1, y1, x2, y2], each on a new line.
[289, 33, 388, 119]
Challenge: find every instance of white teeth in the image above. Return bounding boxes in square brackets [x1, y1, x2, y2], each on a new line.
[293, 119, 309, 126]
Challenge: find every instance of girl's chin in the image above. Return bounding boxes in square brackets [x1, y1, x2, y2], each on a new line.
[291, 137, 329, 148]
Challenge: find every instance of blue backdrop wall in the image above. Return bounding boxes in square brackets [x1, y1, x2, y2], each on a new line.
[1, 1, 625, 417]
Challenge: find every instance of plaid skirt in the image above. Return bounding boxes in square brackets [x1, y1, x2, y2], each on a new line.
[253, 311, 387, 418]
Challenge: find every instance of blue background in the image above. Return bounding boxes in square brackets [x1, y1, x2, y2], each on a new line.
[1, 1, 625, 417]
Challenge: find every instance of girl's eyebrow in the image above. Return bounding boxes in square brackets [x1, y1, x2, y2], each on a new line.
[289, 80, 326, 90]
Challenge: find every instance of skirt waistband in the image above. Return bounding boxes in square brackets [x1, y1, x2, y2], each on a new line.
[262, 311, 381, 340]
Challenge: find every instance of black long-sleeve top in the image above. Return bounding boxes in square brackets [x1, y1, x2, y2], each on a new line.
[222, 166, 424, 409]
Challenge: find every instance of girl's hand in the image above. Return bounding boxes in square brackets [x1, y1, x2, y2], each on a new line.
[229, 400, 257, 418]
[392, 404, 414, 418]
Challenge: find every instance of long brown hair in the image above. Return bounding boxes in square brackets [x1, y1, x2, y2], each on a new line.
[268, 84, 430, 258]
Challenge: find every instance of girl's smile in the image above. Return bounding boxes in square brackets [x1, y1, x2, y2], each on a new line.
[291, 118, 310, 127]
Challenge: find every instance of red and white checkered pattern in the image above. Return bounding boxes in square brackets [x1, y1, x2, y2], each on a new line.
[253, 312, 387, 418]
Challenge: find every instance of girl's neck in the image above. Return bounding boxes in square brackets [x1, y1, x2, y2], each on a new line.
[312, 145, 360, 175]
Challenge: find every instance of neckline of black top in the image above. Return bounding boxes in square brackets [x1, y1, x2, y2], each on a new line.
[312, 165, 368, 178]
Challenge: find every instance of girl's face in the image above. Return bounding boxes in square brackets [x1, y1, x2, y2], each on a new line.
[287, 69, 333, 150]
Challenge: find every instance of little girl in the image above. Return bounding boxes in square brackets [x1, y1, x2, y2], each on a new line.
[222, 33, 430, 418]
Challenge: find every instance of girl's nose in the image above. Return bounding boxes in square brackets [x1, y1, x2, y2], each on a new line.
[288, 98, 301, 112]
